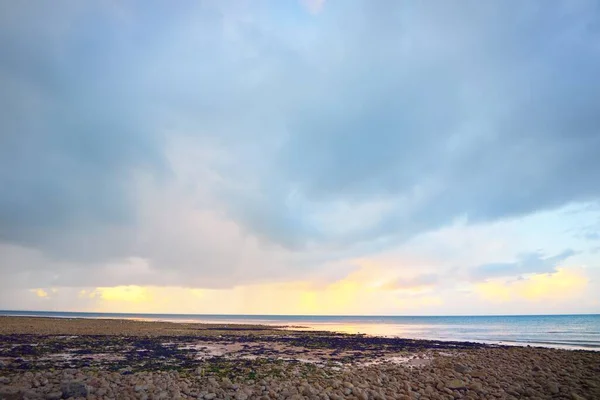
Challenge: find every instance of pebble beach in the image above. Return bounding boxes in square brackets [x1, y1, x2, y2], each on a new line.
[1, 316, 599, 400]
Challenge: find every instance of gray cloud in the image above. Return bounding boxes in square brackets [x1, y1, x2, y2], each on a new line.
[0, 2, 167, 258]
[169, 1, 600, 251]
[0, 1, 599, 289]
[470, 249, 576, 281]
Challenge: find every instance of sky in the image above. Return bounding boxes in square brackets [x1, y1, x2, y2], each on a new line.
[1, 0, 599, 315]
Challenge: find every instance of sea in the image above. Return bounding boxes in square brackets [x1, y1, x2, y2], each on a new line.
[1, 311, 599, 350]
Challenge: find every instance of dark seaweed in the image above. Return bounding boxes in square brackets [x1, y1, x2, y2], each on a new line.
[0, 332, 492, 375]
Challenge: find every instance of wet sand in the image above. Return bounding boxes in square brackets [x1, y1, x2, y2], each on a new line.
[1, 316, 599, 399]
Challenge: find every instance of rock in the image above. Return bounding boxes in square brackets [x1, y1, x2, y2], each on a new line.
[469, 382, 483, 392]
[302, 384, 314, 396]
[343, 382, 354, 389]
[46, 392, 62, 400]
[506, 387, 521, 397]
[119, 367, 133, 375]
[222, 377, 233, 387]
[571, 394, 586, 400]
[447, 379, 466, 390]
[235, 393, 248, 400]
[454, 364, 469, 374]
[204, 393, 216, 400]
[584, 379, 598, 388]
[0, 377, 10, 384]
[478, 371, 492, 380]
[60, 381, 88, 398]
[547, 382, 559, 394]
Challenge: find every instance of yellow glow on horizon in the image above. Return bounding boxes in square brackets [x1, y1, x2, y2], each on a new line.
[475, 267, 588, 303]
[27, 263, 590, 315]
[32, 288, 49, 298]
[95, 286, 151, 303]
[79, 262, 448, 315]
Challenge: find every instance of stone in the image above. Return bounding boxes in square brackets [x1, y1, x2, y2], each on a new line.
[46, 392, 63, 400]
[119, 367, 133, 375]
[204, 393, 217, 400]
[469, 382, 483, 392]
[235, 393, 248, 400]
[447, 379, 466, 390]
[222, 377, 233, 388]
[547, 382, 560, 394]
[454, 364, 469, 374]
[0, 377, 10, 384]
[302, 385, 314, 396]
[61, 381, 88, 398]
[584, 379, 598, 388]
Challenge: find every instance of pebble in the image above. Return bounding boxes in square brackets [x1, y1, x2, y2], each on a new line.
[447, 379, 466, 390]
[60, 381, 88, 398]
[454, 364, 469, 374]
[548, 382, 560, 394]
[469, 382, 483, 392]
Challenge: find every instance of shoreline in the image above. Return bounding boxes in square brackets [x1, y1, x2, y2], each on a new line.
[2, 313, 598, 352]
[1, 316, 600, 399]
[0, 310, 600, 351]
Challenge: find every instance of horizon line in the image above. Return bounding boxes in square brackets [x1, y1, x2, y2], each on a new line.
[1, 309, 599, 318]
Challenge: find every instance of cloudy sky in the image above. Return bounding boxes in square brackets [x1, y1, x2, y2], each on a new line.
[1, 0, 599, 315]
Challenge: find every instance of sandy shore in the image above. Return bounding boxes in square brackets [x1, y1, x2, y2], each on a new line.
[0, 317, 599, 400]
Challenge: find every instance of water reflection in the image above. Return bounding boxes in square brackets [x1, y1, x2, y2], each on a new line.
[293, 322, 428, 338]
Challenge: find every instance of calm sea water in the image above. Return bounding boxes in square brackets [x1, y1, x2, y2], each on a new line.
[2, 311, 599, 350]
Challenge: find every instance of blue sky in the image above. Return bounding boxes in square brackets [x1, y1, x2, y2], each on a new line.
[1, 1, 599, 314]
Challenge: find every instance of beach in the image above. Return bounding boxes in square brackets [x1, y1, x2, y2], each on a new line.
[1, 317, 599, 399]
